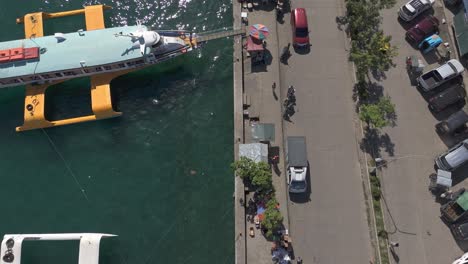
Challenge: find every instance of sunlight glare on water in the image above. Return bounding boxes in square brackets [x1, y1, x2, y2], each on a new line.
[0, 0, 234, 263]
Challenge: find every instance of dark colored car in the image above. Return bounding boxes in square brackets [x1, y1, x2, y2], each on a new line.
[406, 15, 439, 44]
[291, 8, 309, 47]
[436, 110, 468, 134]
[429, 85, 465, 112]
[452, 221, 468, 240]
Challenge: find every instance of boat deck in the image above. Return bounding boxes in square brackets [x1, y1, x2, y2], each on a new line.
[0, 26, 145, 79]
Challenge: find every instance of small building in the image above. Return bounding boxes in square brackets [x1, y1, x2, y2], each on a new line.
[453, 0, 468, 61]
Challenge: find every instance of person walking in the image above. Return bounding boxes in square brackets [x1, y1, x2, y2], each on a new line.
[287, 85, 295, 96]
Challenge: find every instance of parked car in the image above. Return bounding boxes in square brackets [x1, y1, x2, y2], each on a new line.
[418, 34, 442, 54]
[436, 138, 468, 171]
[453, 252, 468, 264]
[398, 0, 435, 22]
[428, 85, 465, 112]
[436, 110, 468, 134]
[417, 59, 464, 91]
[291, 8, 309, 47]
[406, 15, 439, 44]
[451, 221, 468, 240]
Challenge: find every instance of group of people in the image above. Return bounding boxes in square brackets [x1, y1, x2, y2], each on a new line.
[283, 85, 296, 121]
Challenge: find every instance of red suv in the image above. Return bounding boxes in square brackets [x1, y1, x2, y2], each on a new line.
[291, 8, 309, 47]
[405, 15, 439, 44]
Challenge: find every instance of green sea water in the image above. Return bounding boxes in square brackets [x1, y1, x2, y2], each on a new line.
[0, 0, 234, 263]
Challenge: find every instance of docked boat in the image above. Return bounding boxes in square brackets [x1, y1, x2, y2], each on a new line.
[4, 5, 244, 132]
[0, 24, 198, 88]
[1, 233, 116, 264]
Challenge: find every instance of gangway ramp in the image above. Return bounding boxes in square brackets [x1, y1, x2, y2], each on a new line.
[197, 28, 245, 43]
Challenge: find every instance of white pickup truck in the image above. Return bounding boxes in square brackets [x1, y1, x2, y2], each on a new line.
[417, 59, 464, 91]
[398, 0, 435, 22]
[287, 137, 308, 193]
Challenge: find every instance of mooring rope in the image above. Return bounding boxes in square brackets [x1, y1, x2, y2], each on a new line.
[41, 129, 89, 202]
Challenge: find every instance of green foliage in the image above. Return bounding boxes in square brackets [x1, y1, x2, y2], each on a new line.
[231, 157, 272, 190]
[359, 96, 395, 128]
[263, 198, 283, 239]
[378, 229, 388, 239]
[231, 156, 256, 181]
[370, 175, 380, 188]
[346, 0, 397, 82]
[372, 187, 381, 200]
[251, 163, 273, 190]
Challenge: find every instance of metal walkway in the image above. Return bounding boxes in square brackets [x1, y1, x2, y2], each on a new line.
[197, 28, 245, 43]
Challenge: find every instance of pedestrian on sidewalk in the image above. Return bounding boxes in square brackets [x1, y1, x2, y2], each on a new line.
[287, 85, 295, 97]
[280, 43, 291, 64]
[297, 256, 303, 264]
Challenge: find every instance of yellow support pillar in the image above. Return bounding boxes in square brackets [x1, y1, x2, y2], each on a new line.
[84, 5, 110, 30]
[90, 70, 132, 118]
[23, 13, 45, 38]
[16, 83, 56, 132]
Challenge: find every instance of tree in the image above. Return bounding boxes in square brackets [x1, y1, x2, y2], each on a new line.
[231, 156, 257, 182]
[251, 162, 273, 190]
[368, 31, 398, 72]
[231, 157, 273, 191]
[359, 96, 395, 128]
[262, 198, 283, 239]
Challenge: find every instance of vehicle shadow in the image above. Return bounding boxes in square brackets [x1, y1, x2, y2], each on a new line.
[421, 50, 440, 65]
[429, 100, 465, 121]
[451, 163, 468, 186]
[455, 239, 468, 253]
[437, 129, 466, 148]
[293, 45, 310, 55]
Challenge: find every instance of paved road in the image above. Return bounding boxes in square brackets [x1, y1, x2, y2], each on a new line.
[375, 1, 466, 263]
[277, 0, 373, 263]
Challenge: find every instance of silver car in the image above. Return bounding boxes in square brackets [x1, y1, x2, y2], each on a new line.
[436, 139, 468, 171]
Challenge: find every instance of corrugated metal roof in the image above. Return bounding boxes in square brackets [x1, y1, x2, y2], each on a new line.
[0, 25, 145, 79]
[454, 5, 468, 58]
[456, 192, 468, 211]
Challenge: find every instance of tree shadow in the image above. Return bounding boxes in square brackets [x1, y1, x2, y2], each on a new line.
[365, 82, 385, 104]
[371, 68, 388, 81]
[428, 97, 465, 121]
[360, 128, 396, 157]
